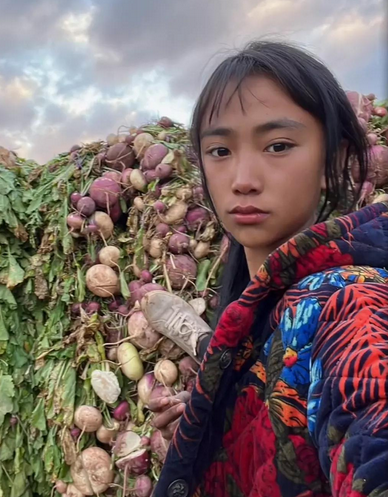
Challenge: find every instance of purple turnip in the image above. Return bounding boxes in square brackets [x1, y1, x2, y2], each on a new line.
[76, 197, 96, 217]
[166, 255, 197, 289]
[70, 192, 83, 207]
[113, 401, 129, 421]
[168, 232, 190, 254]
[89, 177, 121, 209]
[141, 144, 168, 170]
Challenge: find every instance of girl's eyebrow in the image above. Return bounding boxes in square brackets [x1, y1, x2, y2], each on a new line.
[201, 118, 306, 139]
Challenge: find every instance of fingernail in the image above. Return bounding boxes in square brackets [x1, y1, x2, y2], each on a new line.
[178, 404, 186, 413]
[161, 398, 169, 406]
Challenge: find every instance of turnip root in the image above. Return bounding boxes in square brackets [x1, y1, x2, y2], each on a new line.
[129, 280, 145, 305]
[133, 133, 153, 158]
[144, 170, 159, 184]
[66, 484, 84, 497]
[150, 430, 169, 463]
[161, 201, 188, 225]
[70, 192, 83, 207]
[128, 312, 161, 350]
[130, 169, 147, 192]
[346, 91, 373, 122]
[373, 106, 388, 117]
[193, 186, 204, 201]
[121, 168, 134, 185]
[105, 143, 135, 170]
[115, 449, 150, 475]
[176, 186, 192, 201]
[96, 420, 120, 444]
[367, 133, 379, 146]
[168, 232, 190, 254]
[185, 207, 209, 231]
[140, 270, 152, 283]
[134, 475, 153, 497]
[91, 370, 121, 404]
[86, 264, 119, 298]
[114, 431, 142, 458]
[77, 197, 96, 217]
[74, 406, 102, 433]
[71, 427, 81, 439]
[109, 201, 123, 223]
[67, 213, 84, 231]
[89, 177, 121, 209]
[158, 116, 174, 128]
[209, 294, 219, 309]
[134, 197, 145, 211]
[155, 163, 173, 181]
[55, 480, 68, 494]
[91, 212, 114, 239]
[71, 447, 113, 495]
[113, 401, 129, 421]
[189, 297, 207, 316]
[85, 302, 101, 315]
[193, 241, 211, 259]
[137, 283, 166, 302]
[98, 246, 120, 267]
[358, 181, 375, 204]
[137, 372, 156, 405]
[155, 222, 170, 237]
[117, 343, 144, 380]
[107, 347, 118, 362]
[166, 255, 197, 289]
[154, 359, 178, 386]
[154, 200, 166, 213]
[103, 170, 122, 182]
[141, 144, 168, 170]
[141, 436, 151, 447]
[107, 133, 119, 146]
[372, 145, 388, 187]
[117, 305, 129, 316]
[148, 238, 164, 258]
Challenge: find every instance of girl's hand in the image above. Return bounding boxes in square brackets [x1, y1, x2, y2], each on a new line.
[148, 390, 191, 440]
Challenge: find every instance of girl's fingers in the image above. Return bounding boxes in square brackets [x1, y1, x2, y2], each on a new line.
[152, 403, 186, 430]
[160, 419, 181, 441]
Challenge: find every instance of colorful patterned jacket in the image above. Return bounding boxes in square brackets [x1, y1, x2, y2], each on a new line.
[154, 203, 388, 497]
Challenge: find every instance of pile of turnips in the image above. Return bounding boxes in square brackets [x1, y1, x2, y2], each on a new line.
[0, 92, 386, 497]
[346, 92, 388, 204]
[4, 116, 225, 497]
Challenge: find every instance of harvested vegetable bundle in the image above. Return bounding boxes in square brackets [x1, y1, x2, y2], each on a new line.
[12, 119, 223, 496]
[346, 93, 388, 204]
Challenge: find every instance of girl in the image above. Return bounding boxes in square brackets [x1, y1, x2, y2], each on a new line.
[143, 41, 388, 497]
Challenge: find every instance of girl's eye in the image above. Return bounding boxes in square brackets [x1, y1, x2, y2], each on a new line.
[209, 147, 230, 158]
[266, 143, 294, 153]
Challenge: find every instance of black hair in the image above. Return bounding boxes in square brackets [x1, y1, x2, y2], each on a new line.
[190, 40, 369, 323]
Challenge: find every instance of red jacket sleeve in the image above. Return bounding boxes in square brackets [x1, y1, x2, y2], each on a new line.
[309, 282, 388, 497]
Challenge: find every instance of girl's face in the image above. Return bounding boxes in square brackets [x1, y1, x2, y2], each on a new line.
[200, 76, 326, 255]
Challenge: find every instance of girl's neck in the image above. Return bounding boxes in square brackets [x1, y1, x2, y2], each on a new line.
[245, 214, 318, 279]
[245, 247, 273, 279]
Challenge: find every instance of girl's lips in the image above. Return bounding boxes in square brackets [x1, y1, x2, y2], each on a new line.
[230, 212, 270, 225]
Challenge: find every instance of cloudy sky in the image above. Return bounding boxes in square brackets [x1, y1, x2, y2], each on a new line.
[0, 0, 386, 163]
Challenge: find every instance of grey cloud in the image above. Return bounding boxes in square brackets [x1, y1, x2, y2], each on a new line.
[0, 0, 386, 164]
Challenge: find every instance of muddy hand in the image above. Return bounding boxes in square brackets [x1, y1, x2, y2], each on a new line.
[148, 390, 191, 441]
